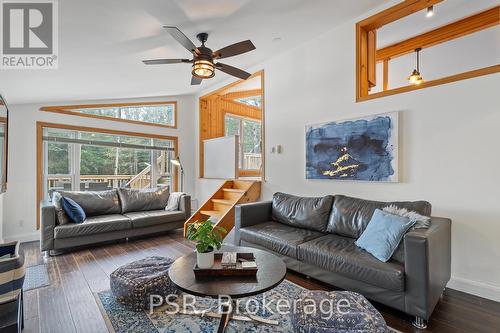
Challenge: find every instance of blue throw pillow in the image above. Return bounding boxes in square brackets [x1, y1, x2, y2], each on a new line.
[355, 209, 416, 262]
[61, 197, 86, 224]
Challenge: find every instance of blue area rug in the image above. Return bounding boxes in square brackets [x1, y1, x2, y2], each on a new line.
[23, 264, 50, 291]
[95, 280, 400, 333]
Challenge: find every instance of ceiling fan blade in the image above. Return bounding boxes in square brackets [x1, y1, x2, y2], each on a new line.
[216, 63, 251, 80]
[191, 76, 203, 85]
[142, 59, 191, 65]
[163, 26, 197, 54]
[214, 40, 255, 59]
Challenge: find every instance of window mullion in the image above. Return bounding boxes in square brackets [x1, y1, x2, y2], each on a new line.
[150, 139, 157, 189]
[72, 132, 81, 191]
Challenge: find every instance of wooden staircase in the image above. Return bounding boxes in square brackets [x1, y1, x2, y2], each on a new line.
[184, 180, 261, 238]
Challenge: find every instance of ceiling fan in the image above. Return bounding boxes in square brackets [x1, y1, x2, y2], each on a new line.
[142, 27, 256, 85]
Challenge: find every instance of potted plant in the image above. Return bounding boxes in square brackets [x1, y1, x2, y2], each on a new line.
[186, 220, 226, 269]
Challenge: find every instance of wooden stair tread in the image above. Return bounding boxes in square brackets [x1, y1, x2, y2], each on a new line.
[200, 210, 224, 217]
[222, 188, 245, 193]
[211, 199, 234, 205]
[184, 180, 261, 239]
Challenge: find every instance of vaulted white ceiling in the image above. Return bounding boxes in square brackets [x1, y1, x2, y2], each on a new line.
[1, 0, 387, 104]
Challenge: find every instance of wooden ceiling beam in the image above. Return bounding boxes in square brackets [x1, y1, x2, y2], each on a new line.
[221, 89, 262, 99]
[359, 0, 444, 31]
[376, 6, 499, 61]
[221, 98, 262, 114]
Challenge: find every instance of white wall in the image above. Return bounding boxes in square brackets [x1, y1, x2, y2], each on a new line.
[195, 7, 500, 301]
[3, 95, 197, 242]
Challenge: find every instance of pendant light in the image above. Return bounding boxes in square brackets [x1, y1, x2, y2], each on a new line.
[408, 48, 424, 85]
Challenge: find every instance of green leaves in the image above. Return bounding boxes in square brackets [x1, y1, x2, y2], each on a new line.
[186, 220, 227, 253]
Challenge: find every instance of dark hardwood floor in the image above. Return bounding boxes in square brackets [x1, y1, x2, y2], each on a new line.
[20, 230, 500, 333]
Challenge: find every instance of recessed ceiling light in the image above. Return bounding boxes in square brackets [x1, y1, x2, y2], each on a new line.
[426, 6, 434, 18]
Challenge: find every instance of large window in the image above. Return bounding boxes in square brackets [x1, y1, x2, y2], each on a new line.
[225, 114, 262, 171]
[42, 127, 176, 200]
[40, 102, 177, 128]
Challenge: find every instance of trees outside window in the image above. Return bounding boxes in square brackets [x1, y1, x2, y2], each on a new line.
[224, 114, 262, 170]
[43, 128, 175, 199]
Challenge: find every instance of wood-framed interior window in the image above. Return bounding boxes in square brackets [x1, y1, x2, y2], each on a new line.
[356, 0, 500, 102]
[36, 121, 179, 229]
[199, 70, 265, 179]
[40, 101, 178, 128]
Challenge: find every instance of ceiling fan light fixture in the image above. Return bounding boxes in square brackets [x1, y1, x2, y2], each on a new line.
[192, 59, 215, 79]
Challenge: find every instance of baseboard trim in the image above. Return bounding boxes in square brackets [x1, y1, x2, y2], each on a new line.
[3, 232, 39, 243]
[448, 276, 500, 303]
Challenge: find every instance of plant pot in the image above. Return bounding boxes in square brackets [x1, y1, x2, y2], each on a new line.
[196, 249, 215, 269]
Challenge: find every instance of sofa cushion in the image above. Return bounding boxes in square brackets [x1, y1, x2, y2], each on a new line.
[327, 195, 432, 239]
[59, 189, 121, 217]
[118, 187, 170, 213]
[272, 192, 334, 232]
[54, 214, 131, 239]
[240, 221, 324, 258]
[297, 234, 405, 292]
[125, 210, 185, 229]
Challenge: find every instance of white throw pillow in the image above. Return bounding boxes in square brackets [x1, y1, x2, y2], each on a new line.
[165, 192, 186, 211]
[52, 192, 71, 225]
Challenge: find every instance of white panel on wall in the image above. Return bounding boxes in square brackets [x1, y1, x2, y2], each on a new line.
[203, 136, 238, 179]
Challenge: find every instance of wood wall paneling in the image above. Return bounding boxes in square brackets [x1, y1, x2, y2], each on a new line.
[199, 71, 264, 178]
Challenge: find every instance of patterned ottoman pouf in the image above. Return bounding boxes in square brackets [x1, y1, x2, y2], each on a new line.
[110, 256, 177, 311]
[292, 290, 389, 333]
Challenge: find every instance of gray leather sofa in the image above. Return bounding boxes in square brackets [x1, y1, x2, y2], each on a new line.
[234, 192, 451, 328]
[40, 188, 190, 254]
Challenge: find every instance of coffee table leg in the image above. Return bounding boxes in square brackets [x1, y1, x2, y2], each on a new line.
[216, 301, 235, 333]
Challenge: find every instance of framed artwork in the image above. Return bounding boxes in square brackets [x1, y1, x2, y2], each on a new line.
[306, 112, 398, 182]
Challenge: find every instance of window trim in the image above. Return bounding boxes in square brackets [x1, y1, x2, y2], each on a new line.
[36, 121, 179, 229]
[0, 116, 7, 193]
[39, 101, 178, 129]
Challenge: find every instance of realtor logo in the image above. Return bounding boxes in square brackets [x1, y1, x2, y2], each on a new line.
[1, 0, 58, 69]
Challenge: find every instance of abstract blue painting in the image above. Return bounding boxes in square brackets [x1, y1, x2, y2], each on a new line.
[306, 112, 398, 182]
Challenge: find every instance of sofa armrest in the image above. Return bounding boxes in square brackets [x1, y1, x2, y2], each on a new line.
[234, 201, 273, 245]
[404, 217, 451, 319]
[40, 201, 57, 252]
[178, 194, 191, 221]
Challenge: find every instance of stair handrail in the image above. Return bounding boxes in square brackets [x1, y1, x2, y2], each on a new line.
[124, 155, 164, 188]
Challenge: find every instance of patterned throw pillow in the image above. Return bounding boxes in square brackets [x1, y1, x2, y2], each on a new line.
[52, 192, 71, 225]
[62, 197, 87, 224]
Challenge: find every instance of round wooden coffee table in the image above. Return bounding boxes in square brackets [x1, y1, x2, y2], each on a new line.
[168, 246, 286, 332]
